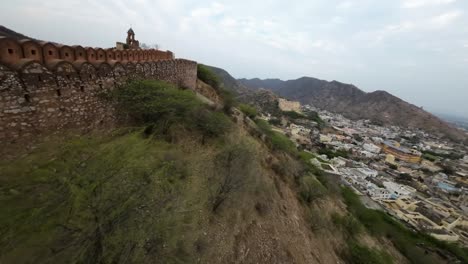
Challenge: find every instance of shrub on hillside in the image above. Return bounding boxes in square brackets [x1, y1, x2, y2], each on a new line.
[298, 175, 327, 203]
[197, 64, 220, 90]
[220, 89, 237, 113]
[238, 103, 257, 119]
[346, 241, 393, 264]
[331, 213, 362, 238]
[282, 110, 325, 128]
[112, 79, 231, 139]
[211, 142, 256, 212]
[318, 147, 349, 159]
[195, 110, 232, 141]
[255, 119, 298, 155]
[268, 118, 282, 126]
[270, 132, 297, 154]
[282, 110, 306, 120]
[304, 110, 325, 127]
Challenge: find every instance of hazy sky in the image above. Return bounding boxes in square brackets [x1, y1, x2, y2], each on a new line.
[1, 0, 467, 117]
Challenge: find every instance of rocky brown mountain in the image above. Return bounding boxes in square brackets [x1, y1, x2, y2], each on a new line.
[239, 77, 467, 141]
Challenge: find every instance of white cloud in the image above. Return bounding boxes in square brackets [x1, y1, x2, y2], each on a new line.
[430, 10, 463, 27]
[190, 2, 225, 18]
[359, 21, 416, 45]
[337, 1, 353, 9]
[402, 0, 456, 8]
[331, 16, 345, 24]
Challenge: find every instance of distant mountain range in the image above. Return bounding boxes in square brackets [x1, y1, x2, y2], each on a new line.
[237, 77, 467, 141]
[203, 67, 466, 141]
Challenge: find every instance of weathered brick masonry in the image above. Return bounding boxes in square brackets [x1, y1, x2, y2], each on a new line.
[0, 37, 197, 143]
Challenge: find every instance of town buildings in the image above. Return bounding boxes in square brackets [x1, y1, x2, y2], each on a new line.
[266, 101, 468, 245]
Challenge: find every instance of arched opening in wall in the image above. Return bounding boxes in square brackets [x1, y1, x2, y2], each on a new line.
[31, 49, 36, 55]
[56, 89, 62, 96]
[48, 50, 53, 56]
[23, 94, 31, 103]
[66, 75, 70, 80]
[38, 75, 42, 82]
[80, 85, 85, 92]
[65, 52, 69, 57]
[99, 83, 103, 89]
[7, 48, 13, 54]
[79, 52, 83, 57]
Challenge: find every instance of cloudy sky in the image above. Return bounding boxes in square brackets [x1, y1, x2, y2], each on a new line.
[1, 0, 467, 117]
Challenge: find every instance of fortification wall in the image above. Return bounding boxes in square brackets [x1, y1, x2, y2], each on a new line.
[0, 37, 197, 143]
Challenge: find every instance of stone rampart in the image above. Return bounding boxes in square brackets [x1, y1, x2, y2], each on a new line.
[0, 37, 197, 143]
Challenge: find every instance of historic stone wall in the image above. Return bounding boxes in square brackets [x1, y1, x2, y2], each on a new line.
[0, 37, 197, 143]
[0, 36, 174, 66]
[278, 98, 302, 113]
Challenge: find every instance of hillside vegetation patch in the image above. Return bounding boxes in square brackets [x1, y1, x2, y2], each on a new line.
[341, 187, 468, 263]
[197, 64, 221, 90]
[111, 79, 232, 141]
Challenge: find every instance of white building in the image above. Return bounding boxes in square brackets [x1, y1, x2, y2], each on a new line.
[383, 181, 417, 198]
[331, 157, 348, 168]
[363, 143, 381, 154]
[319, 134, 332, 143]
[368, 187, 392, 200]
[360, 150, 378, 159]
[290, 124, 311, 137]
[356, 167, 378, 178]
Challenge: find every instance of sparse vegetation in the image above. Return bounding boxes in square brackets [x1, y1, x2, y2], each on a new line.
[331, 213, 362, 238]
[305, 110, 325, 127]
[346, 240, 393, 264]
[197, 64, 221, 90]
[298, 150, 315, 163]
[298, 175, 327, 203]
[219, 88, 237, 113]
[282, 110, 306, 120]
[0, 133, 200, 263]
[422, 153, 437, 162]
[304, 206, 328, 232]
[111, 79, 231, 141]
[210, 142, 257, 212]
[422, 149, 463, 160]
[318, 147, 349, 159]
[341, 186, 468, 263]
[268, 118, 282, 126]
[238, 103, 258, 119]
[255, 119, 298, 155]
[282, 110, 325, 127]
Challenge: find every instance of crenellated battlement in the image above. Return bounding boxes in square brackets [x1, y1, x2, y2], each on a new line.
[0, 31, 198, 144]
[0, 36, 174, 67]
